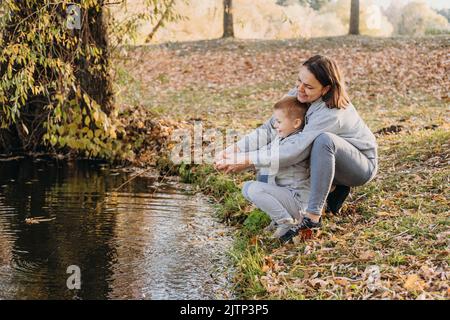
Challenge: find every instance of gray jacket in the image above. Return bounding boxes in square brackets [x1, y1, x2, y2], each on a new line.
[236, 91, 378, 172]
[256, 131, 311, 197]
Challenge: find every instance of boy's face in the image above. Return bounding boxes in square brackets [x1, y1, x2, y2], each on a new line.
[273, 109, 302, 138]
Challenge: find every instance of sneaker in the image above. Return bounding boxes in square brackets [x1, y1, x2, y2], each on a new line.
[325, 185, 350, 214]
[264, 220, 278, 233]
[279, 216, 322, 243]
[271, 221, 297, 239]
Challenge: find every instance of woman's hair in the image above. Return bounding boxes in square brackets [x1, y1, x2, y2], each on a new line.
[302, 55, 350, 109]
[274, 96, 308, 129]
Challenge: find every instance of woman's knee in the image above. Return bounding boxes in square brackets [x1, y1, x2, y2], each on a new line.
[314, 132, 336, 147]
[311, 132, 337, 155]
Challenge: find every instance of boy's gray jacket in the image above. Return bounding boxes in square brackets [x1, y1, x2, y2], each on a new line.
[257, 132, 311, 197]
[236, 91, 378, 171]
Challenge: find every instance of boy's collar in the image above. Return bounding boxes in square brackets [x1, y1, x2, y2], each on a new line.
[280, 128, 302, 140]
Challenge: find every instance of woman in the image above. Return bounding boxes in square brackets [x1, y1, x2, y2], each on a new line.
[215, 55, 378, 243]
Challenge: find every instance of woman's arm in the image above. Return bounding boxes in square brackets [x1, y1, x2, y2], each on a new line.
[214, 143, 240, 163]
[216, 104, 342, 173]
[247, 105, 342, 169]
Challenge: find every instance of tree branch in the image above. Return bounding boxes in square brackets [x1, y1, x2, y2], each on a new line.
[145, 0, 176, 43]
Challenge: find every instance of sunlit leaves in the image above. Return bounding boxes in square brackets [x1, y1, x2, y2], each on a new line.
[0, 0, 142, 160]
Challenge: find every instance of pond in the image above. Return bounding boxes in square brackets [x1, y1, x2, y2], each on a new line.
[0, 158, 234, 299]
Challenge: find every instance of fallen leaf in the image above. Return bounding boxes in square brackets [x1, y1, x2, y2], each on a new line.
[262, 264, 271, 273]
[309, 278, 328, 289]
[419, 265, 436, 280]
[404, 274, 426, 293]
[25, 217, 56, 224]
[375, 211, 394, 217]
[334, 277, 350, 286]
[360, 250, 376, 261]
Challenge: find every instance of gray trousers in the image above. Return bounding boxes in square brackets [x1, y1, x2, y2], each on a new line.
[307, 132, 378, 215]
[242, 181, 307, 223]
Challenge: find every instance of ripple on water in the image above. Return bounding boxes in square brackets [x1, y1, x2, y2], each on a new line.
[0, 159, 234, 299]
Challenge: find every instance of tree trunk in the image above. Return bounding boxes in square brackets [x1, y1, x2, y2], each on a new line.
[77, 4, 114, 115]
[222, 0, 234, 38]
[349, 0, 360, 35]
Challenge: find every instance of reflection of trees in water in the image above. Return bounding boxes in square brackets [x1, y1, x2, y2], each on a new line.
[0, 159, 121, 299]
[0, 159, 226, 299]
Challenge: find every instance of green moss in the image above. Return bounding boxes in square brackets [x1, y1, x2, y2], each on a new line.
[243, 209, 271, 235]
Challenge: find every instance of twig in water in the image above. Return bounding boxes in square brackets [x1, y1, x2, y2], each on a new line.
[113, 166, 156, 192]
[94, 166, 171, 212]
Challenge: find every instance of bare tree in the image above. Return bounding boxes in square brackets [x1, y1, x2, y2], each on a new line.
[222, 0, 234, 38]
[349, 0, 360, 35]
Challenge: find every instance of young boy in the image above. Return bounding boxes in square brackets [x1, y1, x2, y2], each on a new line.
[241, 96, 311, 239]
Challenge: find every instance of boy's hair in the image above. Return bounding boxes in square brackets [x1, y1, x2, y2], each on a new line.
[274, 96, 308, 127]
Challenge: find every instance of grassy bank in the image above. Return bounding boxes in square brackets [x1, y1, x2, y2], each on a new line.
[157, 126, 449, 299]
[117, 36, 449, 299]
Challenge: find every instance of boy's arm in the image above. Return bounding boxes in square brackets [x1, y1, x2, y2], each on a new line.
[235, 116, 277, 152]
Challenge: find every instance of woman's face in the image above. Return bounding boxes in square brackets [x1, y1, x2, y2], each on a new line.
[296, 66, 330, 103]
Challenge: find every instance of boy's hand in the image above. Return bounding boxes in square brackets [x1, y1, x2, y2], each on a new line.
[224, 162, 253, 174]
[214, 144, 241, 167]
[214, 149, 228, 163]
[215, 153, 253, 174]
[214, 144, 240, 170]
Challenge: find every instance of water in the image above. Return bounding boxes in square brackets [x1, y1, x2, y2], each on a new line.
[0, 158, 234, 299]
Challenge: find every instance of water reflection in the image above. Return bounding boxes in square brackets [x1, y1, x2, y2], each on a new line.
[0, 159, 233, 299]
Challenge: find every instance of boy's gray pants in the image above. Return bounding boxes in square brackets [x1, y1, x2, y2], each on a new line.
[242, 181, 307, 223]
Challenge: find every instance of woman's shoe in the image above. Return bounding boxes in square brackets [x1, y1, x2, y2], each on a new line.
[280, 216, 322, 243]
[325, 185, 350, 214]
